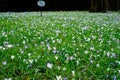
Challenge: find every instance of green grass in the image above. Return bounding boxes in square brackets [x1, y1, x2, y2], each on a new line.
[0, 11, 120, 80]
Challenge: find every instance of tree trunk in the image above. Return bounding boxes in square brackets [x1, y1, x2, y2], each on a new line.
[117, 0, 120, 10]
[89, 0, 120, 12]
[90, 0, 106, 12]
[106, 0, 118, 11]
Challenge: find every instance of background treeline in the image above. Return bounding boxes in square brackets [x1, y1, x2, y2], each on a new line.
[90, 0, 120, 12]
[0, 0, 120, 12]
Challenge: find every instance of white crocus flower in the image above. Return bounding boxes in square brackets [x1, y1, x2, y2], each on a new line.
[28, 59, 33, 64]
[56, 75, 62, 80]
[96, 63, 100, 67]
[47, 62, 53, 69]
[118, 70, 120, 73]
[11, 55, 15, 59]
[72, 70, 75, 76]
[0, 46, 3, 49]
[55, 56, 58, 60]
[2, 61, 7, 65]
[4, 78, 12, 80]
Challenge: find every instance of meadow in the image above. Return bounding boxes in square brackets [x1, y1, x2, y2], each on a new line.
[0, 11, 120, 80]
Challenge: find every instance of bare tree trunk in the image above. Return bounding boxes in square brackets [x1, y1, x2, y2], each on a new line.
[106, 0, 118, 11]
[117, 0, 120, 10]
[99, 0, 106, 12]
[89, 0, 97, 12]
[90, 0, 106, 12]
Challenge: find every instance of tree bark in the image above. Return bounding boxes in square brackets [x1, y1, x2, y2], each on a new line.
[116, 0, 120, 10]
[90, 0, 106, 12]
[89, 0, 120, 12]
[106, 0, 118, 11]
